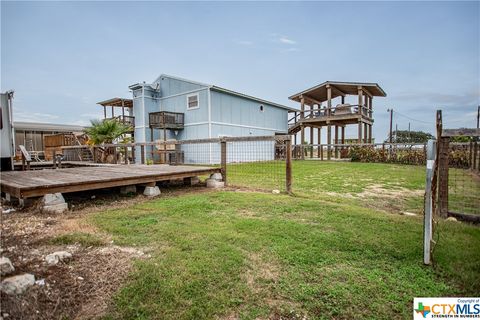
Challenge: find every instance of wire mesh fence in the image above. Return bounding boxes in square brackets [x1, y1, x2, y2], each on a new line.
[448, 142, 480, 215]
[225, 138, 287, 192]
[292, 143, 427, 165]
[60, 135, 292, 193]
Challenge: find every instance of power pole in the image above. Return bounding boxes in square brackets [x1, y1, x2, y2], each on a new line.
[477, 105, 479, 129]
[408, 122, 411, 142]
[387, 108, 393, 143]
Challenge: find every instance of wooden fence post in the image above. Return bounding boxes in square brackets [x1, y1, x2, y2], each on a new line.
[141, 145, 145, 164]
[286, 137, 292, 194]
[474, 141, 478, 171]
[220, 138, 227, 186]
[424, 139, 436, 265]
[124, 146, 128, 164]
[436, 110, 449, 218]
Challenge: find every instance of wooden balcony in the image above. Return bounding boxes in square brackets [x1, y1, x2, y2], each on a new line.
[149, 112, 185, 130]
[288, 104, 373, 133]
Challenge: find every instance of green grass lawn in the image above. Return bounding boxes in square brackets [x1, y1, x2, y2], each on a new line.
[83, 161, 479, 319]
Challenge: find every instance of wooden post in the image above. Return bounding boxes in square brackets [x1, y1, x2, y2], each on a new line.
[300, 97, 305, 160]
[470, 141, 474, 168]
[364, 123, 368, 143]
[221, 139, 227, 186]
[124, 146, 128, 164]
[141, 145, 145, 164]
[326, 85, 332, 116]
[358, 87, 363, 115]
[103, 106, 106, 119]
[327, 124, 331, 160]
[334, 125, 339, 158]
[435, 110, 447, 218]
[93, 146, 97, 163]
[309, 127, 314, 158]
[286, 137, 292, 194]
[317, 127, 321, 158]
[424, 139, 436, 265]
[474, 141, 478, 171]
[368, 124, 372, 143]
[111, 106, 114, 118]
[358, 121, 363, 143]
[341, 126, 345, 156]
[132, 146, 136, 164]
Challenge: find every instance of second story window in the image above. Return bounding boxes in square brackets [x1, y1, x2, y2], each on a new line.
[187, 93, 199, 110]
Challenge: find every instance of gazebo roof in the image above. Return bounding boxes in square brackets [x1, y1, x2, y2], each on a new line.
[97, 97, 133, 108]
[289, 81, 386, 103]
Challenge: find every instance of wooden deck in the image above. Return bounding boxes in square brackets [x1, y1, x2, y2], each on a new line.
[1, 164, 220, 199]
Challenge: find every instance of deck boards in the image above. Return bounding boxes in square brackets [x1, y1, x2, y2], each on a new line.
[1, 164, 220, 198]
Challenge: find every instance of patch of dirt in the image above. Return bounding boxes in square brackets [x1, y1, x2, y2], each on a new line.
[0, 206, 153, 320]
[0, 183, 226, 319]
[324, 184, 424, 215]
[356, 184, 423, 199]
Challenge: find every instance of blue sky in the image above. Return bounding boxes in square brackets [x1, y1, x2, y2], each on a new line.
[1, 1, 479, 141]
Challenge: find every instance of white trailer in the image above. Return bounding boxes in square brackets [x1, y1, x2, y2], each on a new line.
[1, 91, 15, 171]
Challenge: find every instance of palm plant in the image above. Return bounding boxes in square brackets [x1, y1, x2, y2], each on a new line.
[84, 119, 132, 145]
[84, 119, 132, 163]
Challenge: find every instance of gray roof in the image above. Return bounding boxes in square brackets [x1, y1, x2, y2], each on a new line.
[13, 121, 86, 132]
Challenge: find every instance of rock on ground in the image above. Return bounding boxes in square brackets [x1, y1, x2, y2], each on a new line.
[0, 273, 35, 295]
[45, 251, 72, 265]
[0, 257, 14, 276]
[210, 172, 223, 181]
[206, 179, 225, 188]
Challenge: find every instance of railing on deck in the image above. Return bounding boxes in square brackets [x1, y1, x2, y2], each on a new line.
[106, 115, 135, 127]
[149, 111, 185, 129]
[288, 104, 373, 127]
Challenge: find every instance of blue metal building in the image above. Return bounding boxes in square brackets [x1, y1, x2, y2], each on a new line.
[127, 74, 296, 164]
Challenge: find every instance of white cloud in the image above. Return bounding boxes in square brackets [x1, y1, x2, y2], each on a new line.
[278, 36, 296, 45]
[13, 109, 60, 122]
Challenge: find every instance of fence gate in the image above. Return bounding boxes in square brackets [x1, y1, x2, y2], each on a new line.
[424, 111, 480, 265]
[436, 111, 480, 222]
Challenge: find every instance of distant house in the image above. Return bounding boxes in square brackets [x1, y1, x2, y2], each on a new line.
[120, 74, 295, 163]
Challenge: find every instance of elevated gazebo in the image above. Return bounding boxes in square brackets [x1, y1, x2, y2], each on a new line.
[288, 81, 386, 158]
[97, 97, 135, 129]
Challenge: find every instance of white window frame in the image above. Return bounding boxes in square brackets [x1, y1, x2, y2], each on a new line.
[186, 93, 200, 110]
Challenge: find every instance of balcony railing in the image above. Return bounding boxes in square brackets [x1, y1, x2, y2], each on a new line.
[149, 111, 185, 129]
[106, 115, 135, 129]
[288, 104, 373, 125]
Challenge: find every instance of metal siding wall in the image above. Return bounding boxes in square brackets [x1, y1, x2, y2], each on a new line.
[210, 91, 288, 133]
[160, 89, 209, 124]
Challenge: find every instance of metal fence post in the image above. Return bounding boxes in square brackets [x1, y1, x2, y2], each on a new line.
[424, 139, 436, 265]
[221, 138, 227, 186]
[286, 137, 292, 194]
